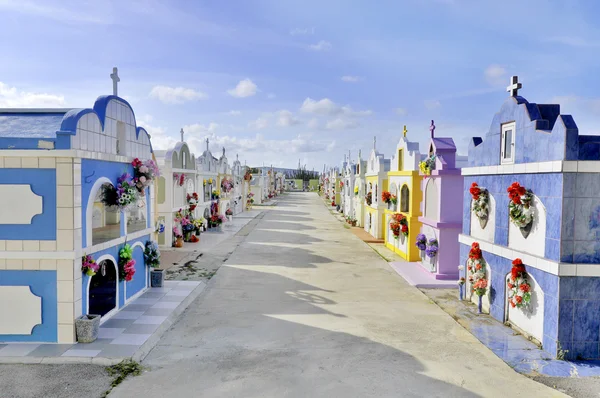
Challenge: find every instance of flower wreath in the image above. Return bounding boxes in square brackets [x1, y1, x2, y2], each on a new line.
[187, 192, 199, 211]
[425, 239, 438, 258]
[389, 213, 409, 238]
[507, 258, 531, 308]
[131, 158, 159, 195]
[174, 173, 185, 187]
[467, 242, 488, 296]
[469, 182, 489, 224]
[507, 182, 534, 229]
[365, 192, 373, 206]
[101, 173, 138, 211]
[381, 190, 391, 204]
[415, 233, 427, 250]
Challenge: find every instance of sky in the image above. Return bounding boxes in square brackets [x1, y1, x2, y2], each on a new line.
[1, 0, 600, 170]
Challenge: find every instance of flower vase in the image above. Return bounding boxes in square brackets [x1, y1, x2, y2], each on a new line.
[175, 237, 184, 248]
[459, 284, 464, 301]
[478, 295, 483, 314]
[520, 221, 533, 239]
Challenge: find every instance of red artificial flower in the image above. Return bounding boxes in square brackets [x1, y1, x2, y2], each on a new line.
[381, 191, 391, 203]
[467, 265, 472, 271]
[510, 301, 516, 308]
[401, 224, 408, 232]
[507, 283, 514, 289]
[519, 283, 530, 293]
[507, 182, 527, 205]
[512, 258, 523, 266]
[475, 263, 482, 270]
[469, 182, 481, 200]
[131, 158, 143, 168]
[515, 296, 523, 303]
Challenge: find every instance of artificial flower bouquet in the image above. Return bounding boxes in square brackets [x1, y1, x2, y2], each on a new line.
[82, 254, 99, 277]
[144, 241, 161, 268]
[507, 182, 534, 229]
[131, 158, 159, 195]
[118, 244, 136, 281]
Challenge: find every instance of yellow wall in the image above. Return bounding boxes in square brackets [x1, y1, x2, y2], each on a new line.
[384, 170, 423, 261]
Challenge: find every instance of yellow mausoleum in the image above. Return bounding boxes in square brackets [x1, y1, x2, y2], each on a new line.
[384, 126, 423, 261]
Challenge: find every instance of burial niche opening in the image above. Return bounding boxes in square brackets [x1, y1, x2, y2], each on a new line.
[88, 259, 117, 316]
[400, 185, 410, 212]
[92, 183, 121, 245]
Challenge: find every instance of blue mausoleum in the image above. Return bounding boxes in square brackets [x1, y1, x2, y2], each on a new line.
[0, 85, 156, 343]
[460, 76, 600, 360]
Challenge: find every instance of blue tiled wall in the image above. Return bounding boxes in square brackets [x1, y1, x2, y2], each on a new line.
[0, 270, 57, 342]
[468, 97, 576, 167]
[559, 277, 600, 360]
[459, 243, 560, 357]
[463, 174, 563, 261]
[562, 172, 600, 263]
[0, 169, 56, 240]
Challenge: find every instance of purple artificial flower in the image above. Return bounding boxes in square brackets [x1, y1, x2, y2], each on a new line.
[415, 233, 427, 250]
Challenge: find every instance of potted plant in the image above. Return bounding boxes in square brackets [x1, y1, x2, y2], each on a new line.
[75, 314, 101, 343]
[225, 208, 233, 221]
[209, 214, 224, 231]
[144, 240, 164, 287]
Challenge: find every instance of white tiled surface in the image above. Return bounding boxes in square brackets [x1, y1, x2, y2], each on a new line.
[462, 160, 600, 176]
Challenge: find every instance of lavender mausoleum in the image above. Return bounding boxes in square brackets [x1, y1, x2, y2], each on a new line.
[460, 77, 600, 360]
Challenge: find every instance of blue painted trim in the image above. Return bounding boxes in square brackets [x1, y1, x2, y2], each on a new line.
[0, 169, 57, 240]
[0, 137, 57, 150]
[0, 270, 58, 342]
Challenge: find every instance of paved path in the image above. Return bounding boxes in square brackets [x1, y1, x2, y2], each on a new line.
[112, 193, 565, 398]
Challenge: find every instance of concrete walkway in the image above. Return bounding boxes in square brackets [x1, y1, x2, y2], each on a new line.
[112, 192, 565, 397]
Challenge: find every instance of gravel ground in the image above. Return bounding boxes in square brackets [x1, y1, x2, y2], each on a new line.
[533, 375, 600, 398]
[1, 364, 113, 398]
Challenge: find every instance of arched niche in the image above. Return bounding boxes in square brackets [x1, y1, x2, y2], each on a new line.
[400, 184, 410, 213]
[87, 178, 121, 247]
[466, 259, 492, 314]
[505, 271, 545, 343]
[389, 182, 398, 211]
[420, 225, 438, 272]
[424, 178, 439, 221]
[127, 188, 147, 234]
[86, 255, 119, 317]
[508, 195, 546, 257]
[470, 193, 496, 242]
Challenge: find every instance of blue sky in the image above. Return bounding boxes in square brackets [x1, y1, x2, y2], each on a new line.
[1, 0, 600, 170]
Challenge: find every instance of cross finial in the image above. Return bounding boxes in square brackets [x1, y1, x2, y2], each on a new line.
[358, 149, 361, 159]
[222, 147, 225, 157]
[373, 136, 376, 150]
[403, 125, 408, 137]
[180, 128, 184, 142]
[429, 120, 435, 138]
[205, 138, 209, 152]
[507, 75, 522, 97]
[236, 153, 239, 161]
[110, 67, 120, 96]
[348, 149, 351, 162]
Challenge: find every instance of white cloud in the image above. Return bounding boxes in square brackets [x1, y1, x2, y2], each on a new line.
[308, 40, 332, 52]
[248, 117, 269, 130]
[308, 118, 319, 129]
[341, 76, 361, 83]
[277, 110, 301, 127]
[185, 133, 334, 156]
[484, 64, 507, 86]
[149, 85, 207, 104]
[227, 110, 241, 116]
[290, 27, 315, 36]
[325, 118, 359, 130]
[0, 82, 66, 107]
[227, 79, 258, 98]
[300, 97, 372, 117]
[395, 107, 408, 116]
[424, 100, 441, 110]
[183, 122, 220, 135]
